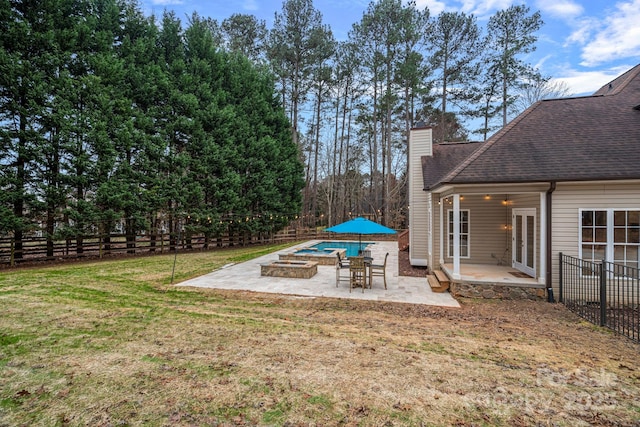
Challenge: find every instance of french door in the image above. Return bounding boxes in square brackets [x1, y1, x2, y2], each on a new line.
[512, 209, 536, 277]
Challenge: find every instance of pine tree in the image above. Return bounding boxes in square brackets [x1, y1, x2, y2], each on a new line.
[221, 14, 267, 63]
[428, 11, 482, 143]
[486, 5, 543, 127]
[0, 0, 59, 256]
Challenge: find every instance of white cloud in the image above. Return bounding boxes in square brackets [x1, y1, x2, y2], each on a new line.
[459, 0, 512, 17]
[552, 65, 631, 95]
[579, 0, 640, 66]
[535, 0, 583, 19]
[565, 17, 598, 46]
[533, 54, 553, 71]
[414, 0, 447, 15]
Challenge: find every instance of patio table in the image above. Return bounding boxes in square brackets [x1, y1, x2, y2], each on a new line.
[350, 256, 373, 289]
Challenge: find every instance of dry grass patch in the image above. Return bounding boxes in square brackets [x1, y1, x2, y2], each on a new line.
[1, 245, 639, 426]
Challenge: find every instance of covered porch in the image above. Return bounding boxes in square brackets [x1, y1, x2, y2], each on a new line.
[430, 183, 554, 299]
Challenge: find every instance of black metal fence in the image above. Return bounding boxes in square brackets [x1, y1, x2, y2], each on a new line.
[559, 253, 639, 342]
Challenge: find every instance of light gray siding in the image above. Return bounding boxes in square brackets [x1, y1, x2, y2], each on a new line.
[551, 181, 640, 295]
[408, 128, 432, 266]
[439, 195, 511, 265]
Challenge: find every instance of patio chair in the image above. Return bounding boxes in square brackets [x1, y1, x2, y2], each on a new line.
[336, 252, 351, 287]
[349, 256, 367, 293]
[369, 252, 389, 289]
[337, 252, 350, 268]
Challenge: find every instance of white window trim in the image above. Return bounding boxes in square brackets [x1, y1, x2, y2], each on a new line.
[447, 209, 470, 259]
[579, 208, 640, 266]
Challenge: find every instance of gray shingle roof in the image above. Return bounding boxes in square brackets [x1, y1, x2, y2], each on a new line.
[427, 64, 640, 188]
[422, 142, 484, 190]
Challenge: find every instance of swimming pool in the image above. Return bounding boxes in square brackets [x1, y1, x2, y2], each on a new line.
[301, 241, 372, 258]
[278, 241, 373, 266]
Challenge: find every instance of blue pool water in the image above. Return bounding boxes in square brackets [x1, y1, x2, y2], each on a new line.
[296, 241, 372, 258]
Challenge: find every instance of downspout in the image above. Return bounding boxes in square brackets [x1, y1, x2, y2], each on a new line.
[546, 181, 556, 302]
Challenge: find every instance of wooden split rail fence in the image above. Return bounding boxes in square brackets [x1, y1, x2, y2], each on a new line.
[1, 229, 402, 267]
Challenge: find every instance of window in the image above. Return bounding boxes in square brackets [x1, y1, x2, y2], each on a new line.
[580, 210, 607, 264]
[448, 209, 469, 258]
[614, 210, 640, 269]
[580, 209, 640, 269]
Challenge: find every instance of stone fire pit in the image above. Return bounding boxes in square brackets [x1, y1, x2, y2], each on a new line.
[260, 260, 318, 279]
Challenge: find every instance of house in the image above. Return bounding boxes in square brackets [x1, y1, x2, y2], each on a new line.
[408, 64, 640, 300]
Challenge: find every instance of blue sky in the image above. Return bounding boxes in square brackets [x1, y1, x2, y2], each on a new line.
[140, 0, 640, 96]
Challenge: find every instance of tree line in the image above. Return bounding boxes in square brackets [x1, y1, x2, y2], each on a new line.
[1, 0, 570, 259]
[212, 0, 566, 229]
[0, 0, 305, 258]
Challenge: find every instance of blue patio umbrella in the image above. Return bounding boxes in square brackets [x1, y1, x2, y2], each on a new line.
[325, 217, 396, 251]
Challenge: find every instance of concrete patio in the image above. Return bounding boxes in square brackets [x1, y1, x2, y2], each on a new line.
[177, 240, 460, 307]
